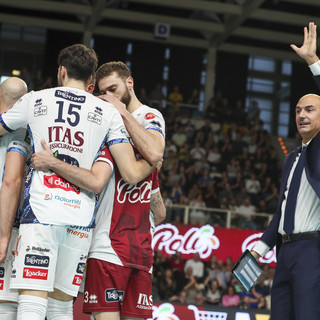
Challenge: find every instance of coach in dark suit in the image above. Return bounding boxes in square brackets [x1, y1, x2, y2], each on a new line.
[251, 22, 320, 320]
[252, 93, 320, 320]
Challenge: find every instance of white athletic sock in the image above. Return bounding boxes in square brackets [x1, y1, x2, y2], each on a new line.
[47, 297, 73, 320]
[17, 294, 48, 320]
[0, 302, 18, 320]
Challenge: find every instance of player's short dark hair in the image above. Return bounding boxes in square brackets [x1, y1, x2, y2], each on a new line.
[57, 44, 98, 83]
[96, 61, 131, 84]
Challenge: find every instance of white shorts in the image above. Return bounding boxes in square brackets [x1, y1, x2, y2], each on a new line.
[0, 228, 19, 302]
[10, 224, 92, 297]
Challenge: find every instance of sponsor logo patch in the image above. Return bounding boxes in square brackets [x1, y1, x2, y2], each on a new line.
[87, 112, 102, 125]
[72, 275, 82, 286]
[0, 280, 3, 290]
[34, 106, 47, 117]
[145, 112, 155, 120]
[105, 289, 124, 304]
[23, 267, 48, 280]
[25, 254, 50, 267]
[44, 174, 80, 194]
[55, 90, 86, 103]
[89, 294, 98, 304]
[76, 263, 86, 274]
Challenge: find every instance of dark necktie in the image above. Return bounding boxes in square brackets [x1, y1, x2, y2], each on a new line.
[283, 146, 307, 235]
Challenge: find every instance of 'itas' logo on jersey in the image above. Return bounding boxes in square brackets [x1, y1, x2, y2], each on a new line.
[136, 293, 152, 310]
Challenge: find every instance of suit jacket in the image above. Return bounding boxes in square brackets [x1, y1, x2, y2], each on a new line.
[260, 126, 320, 251]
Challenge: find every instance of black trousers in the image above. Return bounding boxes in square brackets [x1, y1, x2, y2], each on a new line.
[271, 237, 320, 320]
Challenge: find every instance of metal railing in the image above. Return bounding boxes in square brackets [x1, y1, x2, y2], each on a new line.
[164, 204, 273, 230]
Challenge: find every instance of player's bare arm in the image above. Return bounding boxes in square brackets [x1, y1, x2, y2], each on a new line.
[150, 190, 166, 225]
[109, 141, 157, 184]
[0, 150, 25, 264]
[291, 22, 319, 65]
[32, 140, 112, 194]
[99, 94, 164, 164]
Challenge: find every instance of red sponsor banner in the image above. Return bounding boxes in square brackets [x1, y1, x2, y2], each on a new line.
[152, 224, 277, 267]
[73, 275, 83, 286]
[44, 174, 80, 194]
[0, 280, 3, 290]
[23, 267, 48, 280]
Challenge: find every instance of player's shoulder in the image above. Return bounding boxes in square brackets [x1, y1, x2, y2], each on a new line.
[135, 104, 164, 119]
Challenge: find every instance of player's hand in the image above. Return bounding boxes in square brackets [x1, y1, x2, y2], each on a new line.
[291, 22, 319, 65]
[0, 237, 10, 264]
[31, 140, 55, 171]
[98, 93, 127, 115]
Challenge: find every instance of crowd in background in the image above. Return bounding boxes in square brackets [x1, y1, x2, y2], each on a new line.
[143, 84, 283, 230]
[153, 251, 275, 310]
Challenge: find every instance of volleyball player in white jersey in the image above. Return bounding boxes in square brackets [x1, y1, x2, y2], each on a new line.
[0, 45, 159, 320]
[0, 77, 29, 320]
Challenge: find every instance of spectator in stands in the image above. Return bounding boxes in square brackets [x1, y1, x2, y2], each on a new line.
[205, 98, 222, 123]
[202, 181, 218, 208]
[168, 85, 183, 103]
[236, 196, 258, 229]
[245, 172, 261, 205]
[264, 184, 279, 213]
[184, 253, 204, 280]
[233, 99, 246, 124]
[222, 284, 240, 307]
[246, 100, 260, 125]
[169, 290, 188, 305]
[187, 88, 200, 105]
[239, 288, 266, 309]
[206, 145, 222, 170]
[232, 132, 248, 156]
[149, 83, 165, 102]
[203, 279, 221, 305]
[172, 125, 187, 147]
[173, 195, 189, 223]
[169, 179, 184, 203]
[254, 274, 271, 300]
[198, 168, 213, 189]
[190, 141, 206, 161]
[189, 193, 207, 225]
[218, 182, 234, 202]
[181, 266, 202, 305]
[157, 268, 179, 301]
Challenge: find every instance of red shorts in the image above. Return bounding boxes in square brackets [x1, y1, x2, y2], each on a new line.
[83, 258, 152, 318]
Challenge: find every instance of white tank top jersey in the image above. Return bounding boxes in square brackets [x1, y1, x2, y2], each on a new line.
[0, 87, 128, 227]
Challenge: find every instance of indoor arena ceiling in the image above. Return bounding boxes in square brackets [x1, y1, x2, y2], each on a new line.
[0, 0, 320, 61]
